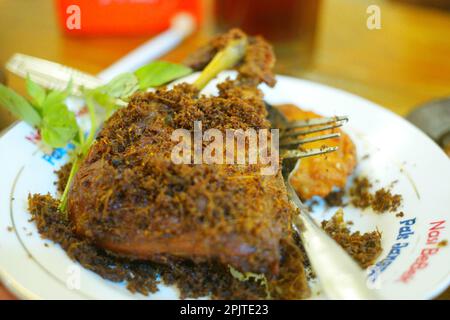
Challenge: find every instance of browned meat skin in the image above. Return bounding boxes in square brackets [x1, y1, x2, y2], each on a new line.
[276, 104, 357, 201]
[184, 28, 276, 87]
[68, 82, 293, 274]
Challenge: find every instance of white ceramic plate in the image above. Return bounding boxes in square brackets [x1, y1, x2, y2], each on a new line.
[0, 72, 449, 300]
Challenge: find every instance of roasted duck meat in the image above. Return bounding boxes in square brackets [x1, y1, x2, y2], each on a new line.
[68, 30, 294, 274]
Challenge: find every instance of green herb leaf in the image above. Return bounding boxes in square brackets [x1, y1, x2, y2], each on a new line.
[40, 79, 72, 108]
[135, 61, 192, 90]
[26, 75, 46, 107]
[37, 81, 79, 147]
[98, 72, 139, 99]
[0, 84, 41, 127]
[40, 101, 79, 148]
[91, 90, 117, 113]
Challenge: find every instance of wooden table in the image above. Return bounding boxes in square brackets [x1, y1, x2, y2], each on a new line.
[0, 0, 449, 299]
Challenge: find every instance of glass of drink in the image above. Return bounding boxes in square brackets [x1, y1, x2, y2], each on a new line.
[214, 0, 321, 75]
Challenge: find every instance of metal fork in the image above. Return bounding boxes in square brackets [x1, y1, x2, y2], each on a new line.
[266, 103, 380, 299]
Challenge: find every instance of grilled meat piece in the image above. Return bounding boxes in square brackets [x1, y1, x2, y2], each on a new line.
[69, 84, 292, 273]
[276, 104, 357, 200]
[68, 30, 292, 274]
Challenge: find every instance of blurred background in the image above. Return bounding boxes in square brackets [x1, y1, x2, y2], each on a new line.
[0, 0, 449, 299]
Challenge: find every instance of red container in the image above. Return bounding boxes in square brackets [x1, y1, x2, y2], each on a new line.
[55, 0, 202, 36]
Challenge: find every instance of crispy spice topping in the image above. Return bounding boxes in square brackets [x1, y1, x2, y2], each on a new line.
[28, 193, 309, 299]
[322, 209, 382, 268]
[350, 176, 402, 213]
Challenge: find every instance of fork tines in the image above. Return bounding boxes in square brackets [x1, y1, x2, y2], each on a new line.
[282, 147, 338, 160]
[280, 115, 346, 150]
[281, 122, 345, 139]
[280, 133, 340, 149]
[284, 115, 348, 130]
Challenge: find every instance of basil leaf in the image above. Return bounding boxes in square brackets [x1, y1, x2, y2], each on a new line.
[98, 73, 138, 99]
[135, 61, 192, 90]
[91, 90, 116, 109]
[41, 80, 72, 108]
[43, 89, 68, 108]
[40, 102, 79, 148]
[26, 75, 46, 107]
[0, 84, 41, 127]
[92, 90, 120, 119]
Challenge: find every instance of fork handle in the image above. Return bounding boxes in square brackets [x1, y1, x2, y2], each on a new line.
[287, 184, 381, 300]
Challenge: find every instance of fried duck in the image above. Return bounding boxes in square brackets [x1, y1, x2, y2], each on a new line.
[68, 30, 294, 274]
